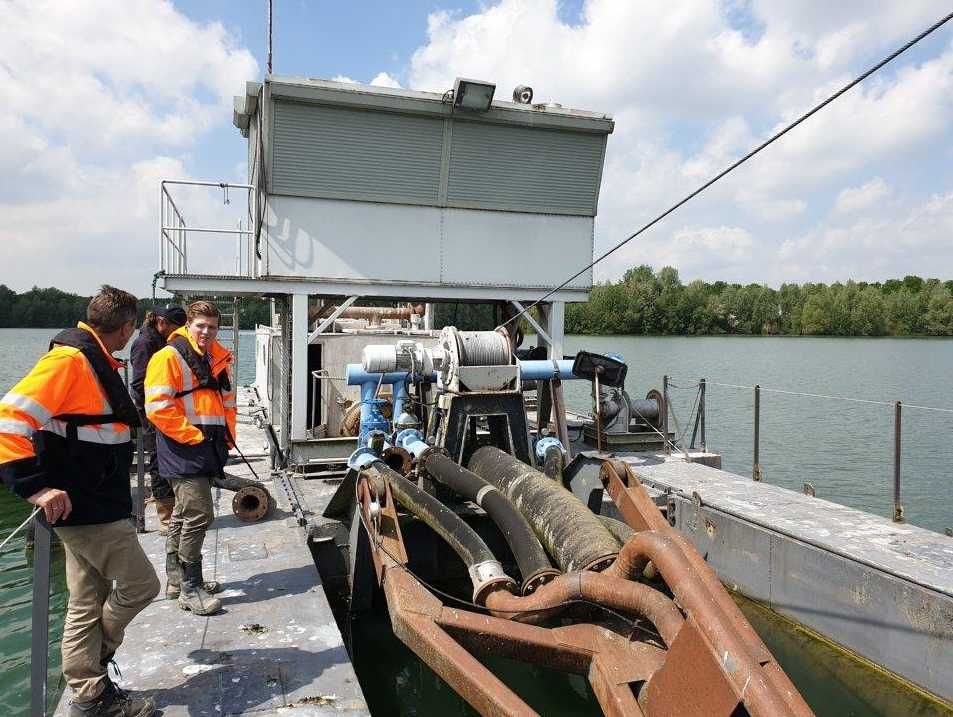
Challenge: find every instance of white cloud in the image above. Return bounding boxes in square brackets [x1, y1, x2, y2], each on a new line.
[0, 0, 258, 295]
[777, 190, 953, 282]
[407, 1, 953, 283]
[834, 178, 891, 214]
[370, 72, 402, 88]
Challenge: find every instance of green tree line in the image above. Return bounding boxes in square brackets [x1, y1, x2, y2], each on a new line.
[3, 274, 953, 336]
[0, 286, 271, 330]
[566, 267, 953, 336]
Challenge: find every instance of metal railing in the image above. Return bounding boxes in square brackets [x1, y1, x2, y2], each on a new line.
[159, 179, 257, 278]
[667, 377, 953, 528]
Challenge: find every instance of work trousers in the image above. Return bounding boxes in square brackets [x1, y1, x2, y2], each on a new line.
[166, 476, 215, 564]
[54, 520, 160, 702]
[141, 419, 174, 501]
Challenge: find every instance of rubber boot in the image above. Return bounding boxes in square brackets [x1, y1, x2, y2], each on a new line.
[154, 498, 174, 536]
[68, 678, 155, 717]
[178, 561, 222, 615]
[164, 553, 181, 600]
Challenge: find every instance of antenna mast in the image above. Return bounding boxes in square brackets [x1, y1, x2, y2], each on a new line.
[267, 0, 273, 75]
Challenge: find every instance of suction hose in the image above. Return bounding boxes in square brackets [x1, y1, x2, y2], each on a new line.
[361, 460, 516, 602]
[419, 451, 559, 594]
[467, 446, 619, 573]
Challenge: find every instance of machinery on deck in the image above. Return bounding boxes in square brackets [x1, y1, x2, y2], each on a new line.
[325, 329, 813, 717]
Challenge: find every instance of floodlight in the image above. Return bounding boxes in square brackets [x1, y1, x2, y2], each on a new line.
[453, 78, 496, 112]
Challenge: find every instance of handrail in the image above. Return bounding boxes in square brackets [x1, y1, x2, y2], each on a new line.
[158, 179, 257, 279]
[675, 377, 953, 527]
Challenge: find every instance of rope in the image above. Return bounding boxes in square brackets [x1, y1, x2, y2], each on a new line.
[707, 382, 953, 414]
[499, 10, 953, 330]
[0, 507, 41, 553]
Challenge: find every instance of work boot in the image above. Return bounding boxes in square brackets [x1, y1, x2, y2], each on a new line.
[154, 498, 174, 536]
[164, 552, 181, 600]
[166, 553, 219, 597]
[68, 678, 154, 717]
[178, 561, 222, 615]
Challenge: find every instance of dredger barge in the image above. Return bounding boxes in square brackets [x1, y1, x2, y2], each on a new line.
[34, 73, 951, 716]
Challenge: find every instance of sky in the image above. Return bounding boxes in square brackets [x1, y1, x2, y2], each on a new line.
[1, 0, 952, 297]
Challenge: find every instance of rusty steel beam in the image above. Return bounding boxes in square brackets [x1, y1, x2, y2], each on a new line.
[384, 568, 538, 717]
[483, 572, 682, 648]
[600, 460, 814, 717]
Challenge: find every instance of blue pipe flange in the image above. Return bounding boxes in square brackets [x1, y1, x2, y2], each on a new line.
[535, 435, 567, 463]
[348, 446, 380, 471]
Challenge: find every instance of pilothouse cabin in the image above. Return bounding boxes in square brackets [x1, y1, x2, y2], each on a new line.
[160, 75, 614, 467]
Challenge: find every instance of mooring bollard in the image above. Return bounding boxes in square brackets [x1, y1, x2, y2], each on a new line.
[752, 384, 763, 481]
[893, 401, 904, 522]
[700, 378, 707, 452]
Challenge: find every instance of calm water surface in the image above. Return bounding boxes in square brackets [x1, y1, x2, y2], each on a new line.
[1, 329, 951, 715]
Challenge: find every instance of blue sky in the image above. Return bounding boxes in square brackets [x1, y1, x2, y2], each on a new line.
[2, 1, 952, 296]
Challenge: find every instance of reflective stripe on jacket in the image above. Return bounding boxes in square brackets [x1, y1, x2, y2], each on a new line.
[0, 322, 134, 526]
[145, 326, 236, 477]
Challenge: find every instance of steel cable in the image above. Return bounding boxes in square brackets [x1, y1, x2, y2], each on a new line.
[707, 381, 953, 414]
[499, 10, 953, 330]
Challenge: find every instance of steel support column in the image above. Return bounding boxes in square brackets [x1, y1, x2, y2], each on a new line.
[290, 293, 309, 441]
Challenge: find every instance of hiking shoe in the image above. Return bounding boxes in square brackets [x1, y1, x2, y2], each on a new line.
[68, 679, 154, 717]
[178, 561, 222, 615]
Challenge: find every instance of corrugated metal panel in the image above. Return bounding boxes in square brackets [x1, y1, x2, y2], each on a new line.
[447, 121, 606, 216]
[271, 101, 444, 204]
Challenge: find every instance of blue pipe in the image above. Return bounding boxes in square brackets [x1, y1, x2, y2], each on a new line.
[347, 365, 437, 446]
[518, 359, 577, 381]
[345, 364, 437, 386]
[393, 380, 409, 419]
[395, 428, 431, 460]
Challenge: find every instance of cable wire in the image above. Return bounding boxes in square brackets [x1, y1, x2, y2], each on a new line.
[0, 507, 41, 553]
[500, 10, 953, 330]
[707, 381, 953, 414]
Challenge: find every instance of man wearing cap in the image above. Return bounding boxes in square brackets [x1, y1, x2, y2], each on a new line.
[129, 305, 186, 542]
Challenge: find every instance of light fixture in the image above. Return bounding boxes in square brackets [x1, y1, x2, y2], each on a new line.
[512, 85, 534, 104]
[452, 77, 496, 112]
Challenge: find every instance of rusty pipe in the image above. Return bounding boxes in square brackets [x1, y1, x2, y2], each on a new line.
[211, 474, 273, 522]
[312, 303, 424, 321]
[604, 530, 799, 716]
[483, 570, 684, 648]
[601, 460, 807, 712]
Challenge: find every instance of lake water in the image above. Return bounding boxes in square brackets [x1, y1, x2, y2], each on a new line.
[1, 328, 951, 715]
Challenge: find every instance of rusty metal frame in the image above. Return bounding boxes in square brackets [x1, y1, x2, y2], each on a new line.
[355, 466, 814, 717]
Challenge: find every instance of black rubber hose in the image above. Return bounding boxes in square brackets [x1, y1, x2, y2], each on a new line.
[467, 446, 619, 573]
[364, 460, 501, 576]
[420, 452, 557, 592]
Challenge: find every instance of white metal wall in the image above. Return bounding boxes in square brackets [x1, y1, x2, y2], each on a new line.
[262, 196, 593, 290]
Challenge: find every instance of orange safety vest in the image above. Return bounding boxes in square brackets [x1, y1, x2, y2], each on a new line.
[145, 326, 236, 477]
[0, 322, 138, 525]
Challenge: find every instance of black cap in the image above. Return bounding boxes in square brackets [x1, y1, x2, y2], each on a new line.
[155, 305, 187, 326]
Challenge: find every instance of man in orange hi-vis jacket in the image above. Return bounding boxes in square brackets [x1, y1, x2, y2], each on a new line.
[0, 286, 159, 717]
[145, 300, 235, 616]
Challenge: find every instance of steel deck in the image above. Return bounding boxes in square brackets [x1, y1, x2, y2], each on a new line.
[53, 400, 369, 716]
